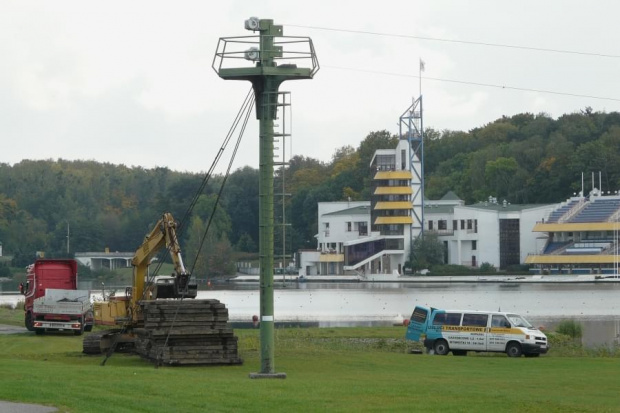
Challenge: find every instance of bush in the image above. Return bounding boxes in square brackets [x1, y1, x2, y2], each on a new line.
[479, 262, 497, 273]
[556, 319, 583, 339]
[505, 264, 531, 273]
[428, 265, 474, 275]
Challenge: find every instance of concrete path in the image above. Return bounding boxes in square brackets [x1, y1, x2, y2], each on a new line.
[0, 401, 58, 412]
[0, 324, 27, 334]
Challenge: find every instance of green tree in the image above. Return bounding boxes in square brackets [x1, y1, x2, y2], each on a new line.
[235, 232, 257, 253]
[485, 157, 520, 201]
[409, 233, 444, 271]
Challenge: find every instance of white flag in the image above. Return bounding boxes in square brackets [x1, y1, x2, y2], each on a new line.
[420, 59, 425, 72]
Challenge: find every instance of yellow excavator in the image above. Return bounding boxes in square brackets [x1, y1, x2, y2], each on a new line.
[83, 212, 197, 354]
[82, 213, 242, 367]
[95, 212, 195, 322]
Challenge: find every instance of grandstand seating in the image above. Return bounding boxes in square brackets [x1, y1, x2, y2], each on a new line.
[544, 241, 570, 254]
[546, 200, 579, 223]
[570, 199, 620, 223]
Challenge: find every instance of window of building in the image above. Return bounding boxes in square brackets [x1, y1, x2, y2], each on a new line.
[453, 220, 458, 230]
[357, 222, 368, 236]
[438, 220, 447, 230]
[375, 154, 395, 171]
[472, 240, 477, 250]
[428, 220, 434, 230]
[499, 219, 520, 270]
[346, 222, 352, 232]
[461, 220, 465, 230]
[467, 219, 473, 230]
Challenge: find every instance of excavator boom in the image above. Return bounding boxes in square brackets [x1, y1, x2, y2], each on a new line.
[132, 213, 196, 307]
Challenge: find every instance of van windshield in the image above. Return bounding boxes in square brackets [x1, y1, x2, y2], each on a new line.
[507, 314, 533, 328]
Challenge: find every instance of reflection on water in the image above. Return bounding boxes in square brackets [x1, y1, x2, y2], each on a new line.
[2, 280, 619, 347]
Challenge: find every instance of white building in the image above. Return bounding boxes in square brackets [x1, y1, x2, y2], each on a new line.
[74, 251, 133, 270]
[298, 193, 556, 275]
[425, 194, 555, 269]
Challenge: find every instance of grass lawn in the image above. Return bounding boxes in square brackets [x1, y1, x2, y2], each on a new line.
[0, 322, 619, 412]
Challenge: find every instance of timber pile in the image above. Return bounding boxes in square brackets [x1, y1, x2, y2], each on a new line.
[135, 299, 243, 366]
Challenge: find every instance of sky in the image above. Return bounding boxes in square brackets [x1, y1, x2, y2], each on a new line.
[2, 0, 620, 174]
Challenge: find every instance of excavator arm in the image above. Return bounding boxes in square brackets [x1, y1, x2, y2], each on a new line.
[131, 212, 196, 309]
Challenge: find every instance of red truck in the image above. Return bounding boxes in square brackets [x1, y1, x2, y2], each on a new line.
[20, 259, 94, 335]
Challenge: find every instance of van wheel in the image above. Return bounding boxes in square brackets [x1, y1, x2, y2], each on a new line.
[506, 342, 522, 357]
[434, 339, 450, 356]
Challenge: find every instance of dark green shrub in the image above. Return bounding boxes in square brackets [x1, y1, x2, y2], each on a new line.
[556, 319, 583, 339]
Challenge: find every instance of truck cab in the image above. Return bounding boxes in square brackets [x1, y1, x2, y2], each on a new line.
[22, 259, 93, 335]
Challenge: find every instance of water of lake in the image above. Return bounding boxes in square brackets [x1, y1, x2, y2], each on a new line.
[2, 281, 619, 347]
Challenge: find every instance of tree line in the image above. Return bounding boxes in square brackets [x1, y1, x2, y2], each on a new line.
[1, 108, 619, 275]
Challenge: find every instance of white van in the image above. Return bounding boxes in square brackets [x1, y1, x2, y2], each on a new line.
[405, 306, 549, 357]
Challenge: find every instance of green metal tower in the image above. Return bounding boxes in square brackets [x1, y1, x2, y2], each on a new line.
[213, 17, 318, 378]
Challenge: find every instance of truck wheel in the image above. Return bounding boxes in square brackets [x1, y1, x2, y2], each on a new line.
[84, 311, 94, 332]
[25, 312, 35, 332]
[74, 317, 85, 336]
[433, 339, 450, 356]
[506, 342, 522, 357]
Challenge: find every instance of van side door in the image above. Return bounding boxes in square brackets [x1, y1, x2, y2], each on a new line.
[406, 306, 430, 341]
[488, 314, 512, 352]
[460, 313, 489, 351]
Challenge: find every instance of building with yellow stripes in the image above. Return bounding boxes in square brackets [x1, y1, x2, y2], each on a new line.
[524, 193, 620, 274]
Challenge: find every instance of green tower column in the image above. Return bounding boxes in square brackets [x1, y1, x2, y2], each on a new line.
[214, 17, 318, 379]
[257, 76, 278, 375]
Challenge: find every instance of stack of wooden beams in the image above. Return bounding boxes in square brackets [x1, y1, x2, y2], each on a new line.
[135, 299, 243, 366]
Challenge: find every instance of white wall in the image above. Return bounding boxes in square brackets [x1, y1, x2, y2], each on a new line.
[318, 202, 370, 251]
[519, 205, 555, 260]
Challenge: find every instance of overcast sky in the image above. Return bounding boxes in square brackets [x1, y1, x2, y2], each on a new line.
[2, 1, 619, 174]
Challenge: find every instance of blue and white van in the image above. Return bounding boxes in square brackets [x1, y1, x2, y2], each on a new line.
[405, 306, 549, 357]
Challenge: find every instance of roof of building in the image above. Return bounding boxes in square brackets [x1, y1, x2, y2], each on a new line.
[467, 202, 553, 212]
[441, 191, 462, 201]
[323, 205, 371, 216]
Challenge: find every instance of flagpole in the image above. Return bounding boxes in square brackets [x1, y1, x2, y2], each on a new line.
[419, 58, 422, 97]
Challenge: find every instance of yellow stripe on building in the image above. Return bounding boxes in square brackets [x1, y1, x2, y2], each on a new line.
[525, 255, 619, 264]
[533, 222, 620, 232]
[374, 216, 413, 225]
[374, 201, 412, 210]
[319, 254, 344, 263]
[374, 170, 412, 180]
[374, 186, 413, 195]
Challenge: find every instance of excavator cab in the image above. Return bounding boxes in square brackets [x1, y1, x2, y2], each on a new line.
[151, 274, 197, 299]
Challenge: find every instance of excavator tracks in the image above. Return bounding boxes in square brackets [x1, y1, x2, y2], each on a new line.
[82, 329, 125, 355]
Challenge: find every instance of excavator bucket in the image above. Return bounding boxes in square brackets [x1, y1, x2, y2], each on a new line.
[152, 276, 197, 299]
